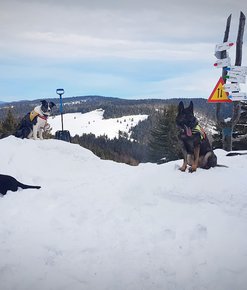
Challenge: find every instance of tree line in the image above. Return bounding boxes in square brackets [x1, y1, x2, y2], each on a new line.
[1, 103, 247, 165]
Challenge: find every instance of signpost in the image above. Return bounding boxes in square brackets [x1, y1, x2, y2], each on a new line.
[225, 66, 247, 74]
[227, 70, 247, 78]
[213, 38, 247, 102]
[215, 42, 234, 51]
[223, 83, 240, 92]
[214, 57, 231, 68]
[223, 64, 247, 100]
[225, 75, 246, 83]
[213, 12, 246, 151]
[228, 92, 247, 101]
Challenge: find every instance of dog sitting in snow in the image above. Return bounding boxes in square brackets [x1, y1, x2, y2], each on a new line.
[15, 100, 56, 140]
[0, 174, 41, 195]
[176, 101, 217, 172]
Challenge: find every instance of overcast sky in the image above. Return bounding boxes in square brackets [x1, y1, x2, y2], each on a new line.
[0, 0, 246, 102]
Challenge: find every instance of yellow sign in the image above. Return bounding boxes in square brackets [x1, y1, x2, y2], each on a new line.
[208, 77, 232, 103]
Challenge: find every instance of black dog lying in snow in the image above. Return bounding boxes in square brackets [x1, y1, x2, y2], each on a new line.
[176, 101, 217, 172]
[0, 174, 41, 195]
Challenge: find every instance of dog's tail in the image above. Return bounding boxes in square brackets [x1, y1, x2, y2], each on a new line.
[216, 164, 228, 168]
[17, 182, 41, 190]
[14, 127, 32, 139]
[226, 152, 247, 157]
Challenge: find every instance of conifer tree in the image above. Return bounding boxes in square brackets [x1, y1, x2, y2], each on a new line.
[212, 124, 223, 149]
[1, 109, 17, 138]
[232, 102, 247, 150]
[0, 121, 3, 136]
[148, 105, 180, 163]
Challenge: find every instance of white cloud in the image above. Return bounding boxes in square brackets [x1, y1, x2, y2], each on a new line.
[1, 29, 215, 62]
[1, 0, 246, 61]
[0, 0, 246, 100]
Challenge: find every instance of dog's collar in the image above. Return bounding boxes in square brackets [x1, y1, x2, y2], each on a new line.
[38, 114, 48, 120]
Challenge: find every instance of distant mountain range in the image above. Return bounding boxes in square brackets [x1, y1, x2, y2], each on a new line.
[0, 94, 218, 129]
[0, 95, 231, 121]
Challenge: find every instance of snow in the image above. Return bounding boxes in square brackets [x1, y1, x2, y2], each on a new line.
[1, 136, 247, 290]
[49, 109, 148, 139]
[224, 117, 232, 123]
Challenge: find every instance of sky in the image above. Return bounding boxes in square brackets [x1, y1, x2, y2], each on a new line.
[0, 0, 246, 102]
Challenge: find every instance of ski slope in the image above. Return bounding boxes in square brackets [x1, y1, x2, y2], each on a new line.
[0, 136, 247, 290]
[49, 109, 148, 139]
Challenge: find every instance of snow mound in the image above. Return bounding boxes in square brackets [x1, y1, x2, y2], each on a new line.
[1, 136, 247, 290]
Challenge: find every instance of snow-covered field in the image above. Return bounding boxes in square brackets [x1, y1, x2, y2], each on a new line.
[1, 136, 247, 290]
[49, 109, 148, 138]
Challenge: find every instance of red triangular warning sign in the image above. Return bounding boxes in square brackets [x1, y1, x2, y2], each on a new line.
[208, 77, 232, 103]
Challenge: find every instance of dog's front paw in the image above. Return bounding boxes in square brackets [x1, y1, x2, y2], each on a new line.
[179, 166, 187, 172]
[189, 166, 197, 173]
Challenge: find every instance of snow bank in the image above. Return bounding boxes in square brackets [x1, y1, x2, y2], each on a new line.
[0, 136, 247, 290]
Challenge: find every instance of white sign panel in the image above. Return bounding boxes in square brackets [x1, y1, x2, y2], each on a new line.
[214, 57, 231, 68]
[226, 75, 246, 84]
[226, 66, 247, 74]
[215, 42, 234, 52]
[227, 70, 247, 78]
[229, 92, 246, 98]
[223, 83, 240, 92]
[228, 93, 247, 101]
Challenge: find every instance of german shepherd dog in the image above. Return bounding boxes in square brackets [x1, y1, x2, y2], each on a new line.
[176, 101, 217, 172]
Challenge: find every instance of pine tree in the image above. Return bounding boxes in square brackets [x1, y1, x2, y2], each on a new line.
[0, 109, 17, 138]
[232, 102, 247, 150]
[212, 123, 223, 149]
[0, 121, 3, 137]
[148, 105, 180, 163]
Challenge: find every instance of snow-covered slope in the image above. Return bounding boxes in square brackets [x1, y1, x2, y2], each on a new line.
[49, 109, 148, 139]
[195, 112, 217, 136]
[1, 136, 247, 290]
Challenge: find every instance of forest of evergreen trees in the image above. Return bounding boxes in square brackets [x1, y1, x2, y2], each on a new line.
[71, 134, 148, 165]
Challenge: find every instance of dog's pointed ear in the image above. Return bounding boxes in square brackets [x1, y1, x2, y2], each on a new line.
[49, 102, 56, 108]
[178, 101, 184, 113]
[40, 100, 47, 105]
[188, 101, 193, 113]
